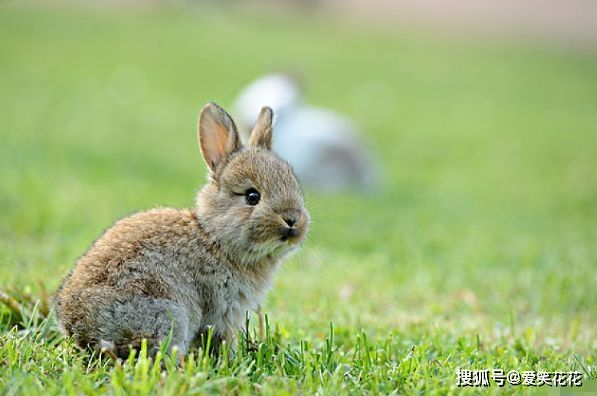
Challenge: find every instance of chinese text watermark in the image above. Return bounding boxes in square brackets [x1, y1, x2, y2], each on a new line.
[456, 369, 583, 387]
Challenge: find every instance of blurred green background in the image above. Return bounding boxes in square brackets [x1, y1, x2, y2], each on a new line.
[1, 1, 596, 361]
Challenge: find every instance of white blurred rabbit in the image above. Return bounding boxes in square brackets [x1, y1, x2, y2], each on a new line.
[233, 74, 378, 193]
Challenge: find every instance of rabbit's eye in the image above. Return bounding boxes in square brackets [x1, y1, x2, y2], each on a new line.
[245, 189, 260, 206]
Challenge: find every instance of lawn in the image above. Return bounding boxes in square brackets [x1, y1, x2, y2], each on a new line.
[0, 4, 596, 394]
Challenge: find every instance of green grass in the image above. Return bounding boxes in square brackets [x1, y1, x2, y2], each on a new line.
[1, 3, 596, 394]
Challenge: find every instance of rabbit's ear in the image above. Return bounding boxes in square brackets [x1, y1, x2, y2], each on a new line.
[248, 107, 273, 150]
[198, 102, 242, 171]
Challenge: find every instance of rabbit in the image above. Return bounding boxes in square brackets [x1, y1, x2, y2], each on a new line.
[234, 73, 379, 193]
[54, 103, 310, 359]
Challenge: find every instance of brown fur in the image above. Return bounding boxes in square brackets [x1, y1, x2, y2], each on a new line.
[55, 103, 309, 358]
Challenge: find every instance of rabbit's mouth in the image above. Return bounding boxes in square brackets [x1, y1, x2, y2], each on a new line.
[280, 226, 298, 241]
[277, 211, 308, 244]
[279, 227, 305, 246]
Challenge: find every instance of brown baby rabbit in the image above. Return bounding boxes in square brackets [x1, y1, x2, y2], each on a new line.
[55, 103, 309, 359]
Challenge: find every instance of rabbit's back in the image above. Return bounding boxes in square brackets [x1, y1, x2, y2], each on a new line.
[55, 209, 211, 349]
[59, 208, 201, 293]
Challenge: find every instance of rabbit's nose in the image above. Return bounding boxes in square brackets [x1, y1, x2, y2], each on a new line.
[279, 209, 301, 227]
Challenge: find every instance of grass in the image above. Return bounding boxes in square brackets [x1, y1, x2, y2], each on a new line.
[1, 3, 596, 394]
